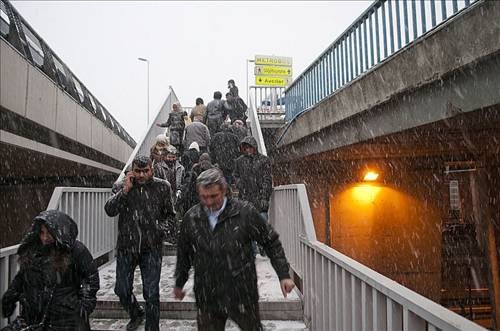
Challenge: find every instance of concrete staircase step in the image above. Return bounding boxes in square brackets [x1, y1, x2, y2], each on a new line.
[90, 318, 307, 330]
[95, 256, 303, 321]
[92, 298, 302, 320]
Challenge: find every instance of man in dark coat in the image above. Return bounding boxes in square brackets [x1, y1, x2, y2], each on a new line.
[154, 145, 185, 201]
[176, 153, 215, 217]
[105, 155, 175, 331]
[203, 91, 226, 137]
[173, 168, 295, 330]
[224, 93, 248, 124]
[233, 136, 272, 215]
[209, 123, 240, 185]
[232, 119, 249, 142]
[156, 103, 188, 153]
[1, 210, 99, 331]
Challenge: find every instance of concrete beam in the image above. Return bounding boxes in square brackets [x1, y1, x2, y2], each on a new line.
[279, 0, 500, 149]
[0, 130, 121, 174]
[25, 66, 57, 131]
[0, 40, 28, 117]
[55, 89, 77, 140]
[76, 106, 92, 147]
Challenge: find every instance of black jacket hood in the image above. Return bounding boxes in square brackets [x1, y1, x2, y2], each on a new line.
[19, 210, 78, 254]
[239, 135, 258, 149]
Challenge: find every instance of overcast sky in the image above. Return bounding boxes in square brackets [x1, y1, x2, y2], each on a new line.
[12, 1, 370, 141]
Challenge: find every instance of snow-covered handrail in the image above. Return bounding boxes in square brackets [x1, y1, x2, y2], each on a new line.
[247, 91, 267, 156]
[117, 86, 181, 182]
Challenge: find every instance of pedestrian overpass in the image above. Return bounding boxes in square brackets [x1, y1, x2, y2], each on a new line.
[1, 0, 497, 329]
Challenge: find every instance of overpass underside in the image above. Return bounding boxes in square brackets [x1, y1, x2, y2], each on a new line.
[272, 2, 500, 327]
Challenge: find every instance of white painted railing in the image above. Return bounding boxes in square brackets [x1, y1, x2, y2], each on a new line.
[118, 86, 181, 182]
[247, 92, 267, 156]
[0, 187, 117, 328]
[269, 184, 486, 331]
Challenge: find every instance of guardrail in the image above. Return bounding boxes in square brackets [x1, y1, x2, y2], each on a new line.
[0, 187, 117, 328]
[118, 87, 181, 182]
[284, 0, 479, 121]
[269, 184, 486, 330]
[247, 92, 267, 156]
[250, 86, 286, 122]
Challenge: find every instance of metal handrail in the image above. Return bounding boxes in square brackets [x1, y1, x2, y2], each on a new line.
[284, 0, 480, 121]
[0, 187, 117, 328]
[117, 86, 181, 182]
[247, 92, 267, 156]
[269, 183, 486, 330]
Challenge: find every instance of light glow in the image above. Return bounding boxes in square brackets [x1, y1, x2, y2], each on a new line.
[351, 184, 381, 203]
[363, 171, 379, 181]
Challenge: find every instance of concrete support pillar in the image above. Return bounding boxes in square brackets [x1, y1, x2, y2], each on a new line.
[470, 168, 500, 329]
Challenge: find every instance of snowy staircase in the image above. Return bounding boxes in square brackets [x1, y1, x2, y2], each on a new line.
[90, 250, 306, 330]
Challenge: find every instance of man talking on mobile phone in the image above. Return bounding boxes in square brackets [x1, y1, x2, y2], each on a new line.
[105, 155, 175, 331]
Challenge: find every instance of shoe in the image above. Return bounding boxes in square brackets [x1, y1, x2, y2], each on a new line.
[126, 309, 145, 331]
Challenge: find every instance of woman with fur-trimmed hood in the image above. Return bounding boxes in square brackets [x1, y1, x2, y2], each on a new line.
[1, 210, 99, 331]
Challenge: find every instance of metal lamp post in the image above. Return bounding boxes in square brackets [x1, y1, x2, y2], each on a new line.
[137, 57, 150, 126]
[246, 59, 255, 106]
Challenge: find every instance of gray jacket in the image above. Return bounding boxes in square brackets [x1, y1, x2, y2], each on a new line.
[184, 121, 211, 149]
[154, 160, 185, 193]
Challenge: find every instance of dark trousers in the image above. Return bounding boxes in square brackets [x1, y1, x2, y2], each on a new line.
[114, 249, 162, 331]
[196, 306, 263, 331]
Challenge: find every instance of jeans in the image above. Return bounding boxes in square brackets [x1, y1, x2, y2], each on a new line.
[114, 249, 162, 331]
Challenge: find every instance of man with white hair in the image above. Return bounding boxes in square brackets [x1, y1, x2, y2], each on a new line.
[173, 168, 295, 330]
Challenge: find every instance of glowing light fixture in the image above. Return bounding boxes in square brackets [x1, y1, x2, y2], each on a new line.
[363, 171, 379, 182]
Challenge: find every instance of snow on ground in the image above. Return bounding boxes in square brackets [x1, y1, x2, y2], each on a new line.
[97, 255, 300, 303]
[90, 318, 306, 330]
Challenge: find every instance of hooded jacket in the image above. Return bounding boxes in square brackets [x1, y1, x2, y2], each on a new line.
[174, 198, 290, 312]
[233, 136, 273, 212]
[209, 126, 240, 175]
[105, 177, 175, 253]
[183, 121, 210, 149]
[1, 210, 99, 330]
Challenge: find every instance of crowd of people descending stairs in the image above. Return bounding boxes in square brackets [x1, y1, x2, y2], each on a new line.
[1, 79, 295, 331]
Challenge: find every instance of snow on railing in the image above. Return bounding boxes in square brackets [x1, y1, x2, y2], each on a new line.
[0, 187, 117, 328]
[247, 92, 267, 156]
[117, 86, 181, 182]
[269, 184, 486, 330]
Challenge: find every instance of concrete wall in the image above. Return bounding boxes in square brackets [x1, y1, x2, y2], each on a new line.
[0, 38, 132, 165]
[329, 177, 442, 301]
[276, 157, 444, 301]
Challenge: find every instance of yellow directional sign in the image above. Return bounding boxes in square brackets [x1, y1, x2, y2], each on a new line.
[255, 55, 292, 67]
[254, 65, 292, 77]
[255, 75, 291, 87]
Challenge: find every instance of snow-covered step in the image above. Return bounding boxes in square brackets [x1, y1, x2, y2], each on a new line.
[93, 255, 303, 321]
[90, 318, 308, 330]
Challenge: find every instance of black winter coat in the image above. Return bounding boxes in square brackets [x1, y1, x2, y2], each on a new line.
[1, 210, 99, 331]
[209, 131, 240, 175]
[180, 149, 199, 175]
[174, 198, 290, 312]
[159, 111, 188, 132]
[233, 137, 273, 212]
[104, 178, 175, 254]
